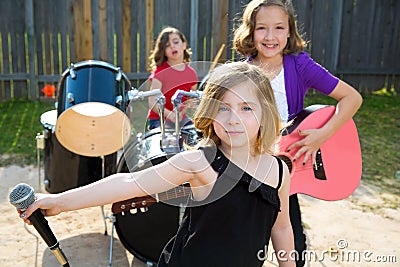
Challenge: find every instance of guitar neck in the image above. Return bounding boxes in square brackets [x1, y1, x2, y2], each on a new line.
[154, 185, 191, 202]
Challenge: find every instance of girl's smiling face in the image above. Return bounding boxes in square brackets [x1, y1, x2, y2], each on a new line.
[213, 81, 262, 151]
[253, 5, 290, 63]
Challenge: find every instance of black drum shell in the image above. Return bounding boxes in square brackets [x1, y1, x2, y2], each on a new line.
[41, 110, 117, 193]
[114, 128, 199, 264]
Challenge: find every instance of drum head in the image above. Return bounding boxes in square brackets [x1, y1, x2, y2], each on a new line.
[40, 109, 57, 132]
[55, 102, 131, 157]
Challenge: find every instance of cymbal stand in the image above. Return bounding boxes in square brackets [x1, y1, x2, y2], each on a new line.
[99, 154, 117, 267]
[171, 90, 203, 150]
[104, 89, 166, 267]
[99, 155, 109, 233]
[36, 133, 45, 193]
[156, 94, 166, 140]
[172, 93, 183, 149]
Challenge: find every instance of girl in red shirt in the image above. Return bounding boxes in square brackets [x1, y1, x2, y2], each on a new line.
[147, 27, 198, 129]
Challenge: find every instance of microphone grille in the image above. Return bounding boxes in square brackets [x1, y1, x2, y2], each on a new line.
[9, 183, 35, 210]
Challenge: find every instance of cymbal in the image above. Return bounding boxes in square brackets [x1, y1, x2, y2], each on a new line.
[55, 102, 131, 157]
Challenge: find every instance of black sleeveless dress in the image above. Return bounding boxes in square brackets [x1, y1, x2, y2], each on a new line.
[158, 148, 283, 267]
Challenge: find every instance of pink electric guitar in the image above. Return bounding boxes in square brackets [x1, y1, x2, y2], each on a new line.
[277, 105, 362, 201]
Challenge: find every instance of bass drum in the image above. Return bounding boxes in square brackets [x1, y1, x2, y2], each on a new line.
[56, 60, 130, 117]
[40, 110, 117, 193]
[55, 60, 132, 157]
[114, 128, 199, 265]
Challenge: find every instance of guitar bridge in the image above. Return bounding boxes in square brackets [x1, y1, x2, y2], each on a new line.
[314, 150, 326, 180]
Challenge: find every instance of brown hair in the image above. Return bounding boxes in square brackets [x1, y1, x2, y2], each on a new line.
[148, 27, 192, 71]
[233, 0, 307, 57]
[194, 62, 282, 155]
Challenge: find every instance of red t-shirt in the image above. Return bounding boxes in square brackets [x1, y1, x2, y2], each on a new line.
[148, 61, 198, 120]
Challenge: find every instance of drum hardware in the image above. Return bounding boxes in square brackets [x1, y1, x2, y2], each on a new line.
[115, 95, 123, 106]
[98, 154, 116, 267]
[68, 63, 77, 79]
[171, 89, 203, 149]
[103, 213, 116, 267]
[127, 87, 166, 134]
[36, 133, 45, 193]
[115, 67, 123, 82]
[127, 88, 169, 149]
[157, 94, 166, 141]
[127, 88, 162, 101]
[67, 92, 75, 104]
[55, 60, 132, 157]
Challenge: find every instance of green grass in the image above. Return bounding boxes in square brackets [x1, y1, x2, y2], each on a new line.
[1, 93, 399, 195]
[0, 100, 55, 166]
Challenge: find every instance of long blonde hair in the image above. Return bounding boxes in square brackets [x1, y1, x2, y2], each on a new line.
[194, 62, 282, 155]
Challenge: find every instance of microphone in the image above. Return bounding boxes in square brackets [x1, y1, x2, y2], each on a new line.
[9, 183, 70, 267]
[128, 88, 162, 101]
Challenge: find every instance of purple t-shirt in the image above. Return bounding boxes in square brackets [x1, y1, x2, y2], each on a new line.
[248, 52, 339, 120]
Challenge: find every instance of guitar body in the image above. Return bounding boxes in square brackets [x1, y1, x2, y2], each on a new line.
[277, 105, 362, 201]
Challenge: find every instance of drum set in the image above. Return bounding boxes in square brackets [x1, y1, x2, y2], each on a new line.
[36, 60, 202, 266]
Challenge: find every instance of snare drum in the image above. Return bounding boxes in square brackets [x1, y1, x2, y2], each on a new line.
[55, 60, 132, 157]
[114, 127, 199, 264]
[40, 110, 117, 193]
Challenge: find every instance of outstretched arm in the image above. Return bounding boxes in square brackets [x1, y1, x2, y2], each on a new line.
[20, 150, 206, 221]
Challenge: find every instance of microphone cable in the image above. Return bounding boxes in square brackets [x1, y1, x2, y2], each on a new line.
[23, 221, 39, 267]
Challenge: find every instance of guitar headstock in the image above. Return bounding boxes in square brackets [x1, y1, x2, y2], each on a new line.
[111, 195, 157, 215]
[111, 184, 192, 215]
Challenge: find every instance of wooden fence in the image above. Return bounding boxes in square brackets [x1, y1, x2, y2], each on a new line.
[0, 0, 399, 101]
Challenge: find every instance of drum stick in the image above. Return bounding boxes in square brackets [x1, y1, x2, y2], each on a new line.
[209, 43, 226, 72]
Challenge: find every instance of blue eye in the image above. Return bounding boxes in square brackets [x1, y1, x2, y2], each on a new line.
[243, 106, 252, 111]
[218, 106, 229, 112]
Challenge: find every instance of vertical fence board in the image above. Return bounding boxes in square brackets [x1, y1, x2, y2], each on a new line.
[114, 0, 123, 67]
[145, 0, 154, 70]
[309, 0, 327, 63]
[92, 0, 100, 60]
[389, 0, 400, 89]
[293, 0, 312, 42]
[106, 1, 115, 64]
[26, 0, 36, 100]
[338, 0, 353, 71]
[129, 1, 138, 73]
[122, 0, 131, 72]
[190, 0, 199, 60]
[137, 0, 147, 74]
[97, 0, 108, 61]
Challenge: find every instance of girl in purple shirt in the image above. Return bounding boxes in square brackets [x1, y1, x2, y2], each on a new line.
[234, 1, 362, 266]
